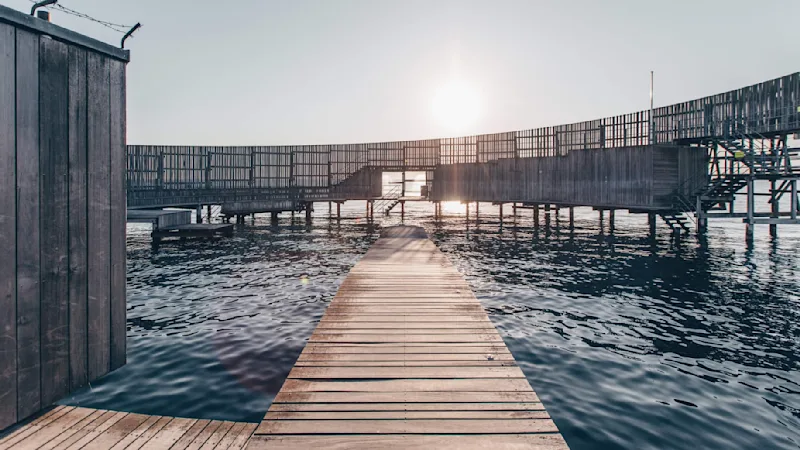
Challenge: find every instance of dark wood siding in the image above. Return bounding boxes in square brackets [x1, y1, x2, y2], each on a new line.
[0, 11, 129, 431]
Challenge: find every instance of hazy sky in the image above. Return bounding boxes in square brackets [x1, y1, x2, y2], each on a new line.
[6, 0, 800, 145]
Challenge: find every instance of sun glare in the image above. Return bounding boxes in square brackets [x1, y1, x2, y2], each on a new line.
[431, 80, 481, 134]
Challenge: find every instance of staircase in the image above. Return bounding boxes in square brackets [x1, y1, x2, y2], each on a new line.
[697, 174, 749, 210]
[659, 212, 692, 234]
[373, 185, 403, 216]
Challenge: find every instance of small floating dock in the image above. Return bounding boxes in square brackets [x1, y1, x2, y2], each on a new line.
[127, 209, 234, 245]
[249, 226, 568, 449]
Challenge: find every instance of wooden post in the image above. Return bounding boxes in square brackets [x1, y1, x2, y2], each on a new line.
[196, 205, 202, 224]
[599, 210, 604, 232]
[306, 202, 313, 222]
[609, 210, 615, 234]
[401, 201, 405, 220]
[770, 180, 778, 236]
[648, 213, 656, 236]
[533, 205, 539, 226]
[336, 202, 341, 220]
[465, 202, 469, 222]
[746, 178, 754, 243]
[206, 204, 212, 222]
[271, 211, 279, 225]
[328, 201, 332, 218]
[499, 203, 503, 226]
[569, 207, 574, 228]
[792, 180, 798, 220]
[475, 202, 480, 222]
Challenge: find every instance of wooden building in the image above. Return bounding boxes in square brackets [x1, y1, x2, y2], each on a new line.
[0, 5, 128, 431]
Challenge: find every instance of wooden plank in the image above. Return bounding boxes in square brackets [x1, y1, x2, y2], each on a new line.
[15, 28, 41, 422]
[124, 415, 172, 450]
[7, 406, 94, 449]
[210, 422, 245, 450]
[315, 322, 494, 329]
[297, 353, 512, 362]
[279, 379, 533, 393]
[288, 366, 525, 379]
[224, 422, 257, 450]
[136, 417, 196, 450]
[265, 411, 550, 420]
[294, 361, 516, 367]
[268, 402, 545, 412]
[300, 345, 510, 354]
[256, 419, 559, 434]
[181, 419, 221, 450]
[0, 21, 16, 431]
[165, 418, 211, 450]
[40, 409, 106, 450]
[108, 58, 126, 371]
[0, 406, 70, 449]
[77, 412, 147, 450]
[311, 328, 499, 334]
[86, 51, 111, 381]
[274, 391, 540, 404]
[197, 420, 234, 449]
[246, 434, 570, 450]
[39, 35, 71, 408]
[51, 410, 123, 450]
[307, 334, 503, 343]
[106, 414, 161, 450]
[67, 45, 89, 391]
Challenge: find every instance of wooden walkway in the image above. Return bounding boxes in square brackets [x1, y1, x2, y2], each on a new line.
[249, 226, 568, 449]
[0, 405, 256, 449]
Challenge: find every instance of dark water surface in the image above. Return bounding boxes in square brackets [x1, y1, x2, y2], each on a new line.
[60, 202, 800, 449]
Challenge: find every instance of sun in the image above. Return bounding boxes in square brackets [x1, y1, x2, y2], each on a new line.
[431, 80, 481, 134]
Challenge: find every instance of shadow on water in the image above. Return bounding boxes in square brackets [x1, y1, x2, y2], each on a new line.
[61, 202, 799, 449]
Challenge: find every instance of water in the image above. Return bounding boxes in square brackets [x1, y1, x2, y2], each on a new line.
[60, 202, 800, 449]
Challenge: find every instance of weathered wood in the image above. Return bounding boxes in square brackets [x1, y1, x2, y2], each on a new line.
[288, 366, 525, 379]
[247, 434, 569, 450]
[0, 21, 17, 430]
[268, 402, 545, 412]
[15, 28, 41, 422]
[39, 408, 105, 450]
[86, 51, 111, 381]
[39, 35, 71, 408]
[256, 419, 559, 434]
[137, 417, 196, 450]
[265, 411, 550, 420]
[0, 406, 70, 449]
[108, 58, 126, 371]
[67, 45, 89, 392]
[8, 406, 94, 449]
[273, 391, 540, 404]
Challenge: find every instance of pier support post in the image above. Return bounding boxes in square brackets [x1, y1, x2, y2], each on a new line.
[306, 202, 313, 223]
[770, 180, 778, 237]
[746, 178, 755, 243]
[609, 210, 615, 234]
[648, 213, 656, 237]
[475, 202, 479, 223]
[465, 202, 469, 223]
[207, 205, 212, 223]
[328, 201, 332, 218]
[336, 202, 341, 220]
[569, 207, 574, 228]
[271, 211, 279, 225]
[533, 205, 539, 226]
[401, 201, 405, 221]
[499, 203, 503, 226]
[599, 210, 604, 233]
[196, 205, 203, 224]
[792, 180, 798, 220]
[696, 196, 707, 234]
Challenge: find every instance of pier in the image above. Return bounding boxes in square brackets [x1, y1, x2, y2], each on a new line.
[250, 226, 567, 448]
[1, 226, 566, 449]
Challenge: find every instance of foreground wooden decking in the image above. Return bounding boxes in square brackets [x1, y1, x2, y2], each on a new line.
[0, 405, 256, 449]
[249, 226, 568, 449]
[1, 225, 567, 449]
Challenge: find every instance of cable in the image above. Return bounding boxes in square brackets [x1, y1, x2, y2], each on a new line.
[28, 0, 135, 33]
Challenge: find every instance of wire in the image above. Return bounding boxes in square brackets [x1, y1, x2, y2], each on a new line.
[29, 0, 135, 34]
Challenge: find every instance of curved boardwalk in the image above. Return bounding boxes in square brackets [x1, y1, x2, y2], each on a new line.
[249, 226, 568, 449]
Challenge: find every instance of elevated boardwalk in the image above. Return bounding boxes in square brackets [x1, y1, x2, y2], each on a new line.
[249, 226, 567, 449]
[0, 226, 566, 449]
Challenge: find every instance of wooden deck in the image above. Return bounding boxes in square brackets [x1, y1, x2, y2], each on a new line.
[248, 225, 568, 449]
[0, 405, 257, 449]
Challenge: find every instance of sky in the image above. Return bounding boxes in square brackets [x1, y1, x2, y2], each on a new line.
[5, 0, 800, 145]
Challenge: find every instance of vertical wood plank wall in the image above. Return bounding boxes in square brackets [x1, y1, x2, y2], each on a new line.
[0, 18, 129, 431]
[430, 145, 708, 210]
